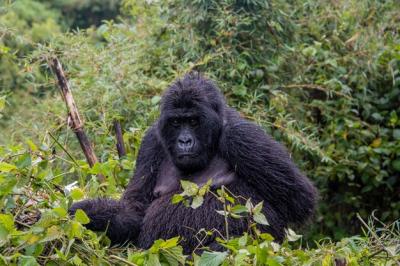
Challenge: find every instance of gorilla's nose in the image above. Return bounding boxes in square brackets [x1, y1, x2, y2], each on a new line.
[178, 135, 194, 150]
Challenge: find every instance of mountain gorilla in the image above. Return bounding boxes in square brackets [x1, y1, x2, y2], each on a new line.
[70, 73, 317, 253]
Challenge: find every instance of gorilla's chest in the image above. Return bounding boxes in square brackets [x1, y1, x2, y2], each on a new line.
[153, 156, 237, 198]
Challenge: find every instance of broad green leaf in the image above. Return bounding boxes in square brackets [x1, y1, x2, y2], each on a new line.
[253, 201, 264, 214]
[285, 228, 302, 242]
[392, 159, 400, 172]
[238, 233, 248, 247]
[70, 221, 83, 238]
[245, 199, 253, 212]
[393, 129, 400, 140]
[266, 256, 285, 266]
[198, 251, 228, 266]
[53, 207, 67, 218]
[151, 95, 162, 105]
[74, 209, 90, 225]
[171, 194, 184, 204]
[70, 188, 85, 200]
[24, 243, 44, 257]
[41, 225, 63, 243]
[180, 180, 198, 196]
[198, 180, 211, 196]
[160, 246, 186, 266]
[231, 205, 248, 214]
[191, 196, 204, 209]
[253, 212, 269, 226]
[18, 256, 39, 266]
[0, 176, 17, 196]
[26, 139, 38, 152]
[0, 214, 14, 232]
[160, 237, 180, 249]
[0, 162, 17, 173]
[16, 153, 32, 169]
[147, 253, 161, 266]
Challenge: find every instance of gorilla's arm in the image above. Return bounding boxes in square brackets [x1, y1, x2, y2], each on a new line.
[70, 125, 164, 244]
[219, 116, 317, 226]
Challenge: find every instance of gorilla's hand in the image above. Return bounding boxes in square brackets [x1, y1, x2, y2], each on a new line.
[69, 199, 121, 232]
[69, 198, 143, 245]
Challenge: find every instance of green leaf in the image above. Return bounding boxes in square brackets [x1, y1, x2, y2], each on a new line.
[245, 199, 253, 212]
[285, 228, 302, 242]
[233, 85, 247, 97]
[253, 212, 269, 226]
[216, 210, 228, 216]
[15, 153, 32, 169]
[191, 196, 204, 209]
[393, 129, 400, 140]
[18, 256, 39, 266]
[53, 207, 67, 218]
[231, 205, 248, 214]
[160, 246, 186, 266]
[0, 96, 5, 111]
[74, 209, 90, 225]
[159, 237, 180, 248]
[151, 95, 162, 105]
[253, 201, 264, 213]
[198, 251, 228, 266]
[0, 162, 17, 173]
[26, 139, 38, 152]
[70, 221, 83, 238]
[266, 256, 285, 266]
[41, 225, 63, 243]
[180, 180, 198, 196]
[392, 159, 400, 171]
[238, 233, 248, 247]
[198, 180, 211, 196]
[0, 214, 14, 232]
[302, 46, 317, 57]
[171, 194, 184, 204]
[147, 253, 161, 266]
[70, 188, 85, 200]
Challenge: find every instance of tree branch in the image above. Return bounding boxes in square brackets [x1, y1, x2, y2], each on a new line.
[49, 57, 105, 182]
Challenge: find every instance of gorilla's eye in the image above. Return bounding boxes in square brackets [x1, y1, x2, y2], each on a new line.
[171, 118, 180, 127]
[189, 118, 198, 127]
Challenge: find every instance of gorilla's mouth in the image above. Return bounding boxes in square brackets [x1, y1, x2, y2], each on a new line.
[177, 153, 197, 159]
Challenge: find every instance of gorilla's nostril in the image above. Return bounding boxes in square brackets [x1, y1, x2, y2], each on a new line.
[178, 136, 193, 145]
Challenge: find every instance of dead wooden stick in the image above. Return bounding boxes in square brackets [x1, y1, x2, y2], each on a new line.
[113, 120, 126, 158]
[49, 58, 105, 182]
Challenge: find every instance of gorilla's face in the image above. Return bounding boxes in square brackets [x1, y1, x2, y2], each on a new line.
[159, 103, 222, 173]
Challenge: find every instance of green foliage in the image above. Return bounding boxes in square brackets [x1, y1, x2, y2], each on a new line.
[0, 0, 61, 93]
[0, 0, 399, 263]
[42, 0, 122, 29]
[0, 144, 399, 264]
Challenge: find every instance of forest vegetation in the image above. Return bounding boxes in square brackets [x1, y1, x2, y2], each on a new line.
[0, 0, 399, 265]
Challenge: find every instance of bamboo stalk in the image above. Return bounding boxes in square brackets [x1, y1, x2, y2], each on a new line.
[49, 58, 105, 182]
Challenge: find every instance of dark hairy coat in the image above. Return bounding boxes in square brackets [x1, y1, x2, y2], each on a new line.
[70, 73, 317, 254]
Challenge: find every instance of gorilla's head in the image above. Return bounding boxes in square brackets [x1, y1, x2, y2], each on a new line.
[158, 73, 226, 173]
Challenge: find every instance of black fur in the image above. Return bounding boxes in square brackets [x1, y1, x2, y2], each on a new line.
[69, 73, 317, 254]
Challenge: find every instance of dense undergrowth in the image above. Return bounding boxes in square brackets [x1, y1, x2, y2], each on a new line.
[0, 0, 400, 265]
[0, 143, 399, 265]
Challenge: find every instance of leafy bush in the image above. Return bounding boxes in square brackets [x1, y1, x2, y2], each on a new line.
[0, 0, 399, 263]
[0, 143, 399, 264]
